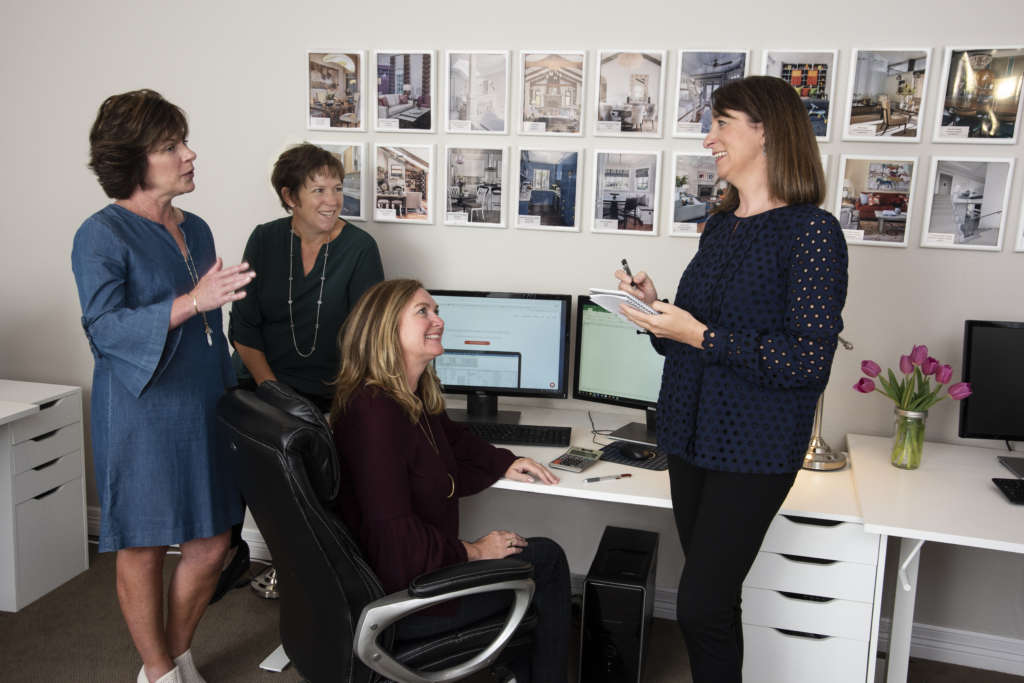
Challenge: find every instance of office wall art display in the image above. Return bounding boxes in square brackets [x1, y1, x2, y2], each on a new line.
[933, 46, 1024, 143]
[670, 152, 721, 236]
[520, 50, 585, 136]
[373, 144, 433, 225]
[594, 50, 666, 137]
[446, 51, 509, 134]
[920, 157, 1014, 251]
[514, 148, 582, 231]
[374, 50, 435, 132]
[673, 50, 748, 138]
[835, 155, 918, 248]
[843, 49, 930, 142]
[311, 141, 366, 221]
[591, 150, 660, 235]
[762, 49, 838, 140]
[445, 146, 506, 228]
[308, 51, 364, 130]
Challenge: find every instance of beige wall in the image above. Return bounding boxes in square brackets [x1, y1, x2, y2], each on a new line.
[2, 0, 1022, 644]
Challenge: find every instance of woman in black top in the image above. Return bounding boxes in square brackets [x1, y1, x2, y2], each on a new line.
[617, 76, 848, 682]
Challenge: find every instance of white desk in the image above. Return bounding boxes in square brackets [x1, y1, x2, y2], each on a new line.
[847, 433, 1024, 683]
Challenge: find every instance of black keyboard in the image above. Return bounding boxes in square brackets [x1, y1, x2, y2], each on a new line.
[462, 422, 571, 447]
[992, 478, 1024, 504]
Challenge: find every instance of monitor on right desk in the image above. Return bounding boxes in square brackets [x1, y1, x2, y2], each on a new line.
[958, 320, 1024, 442]
[573, 295, 665, 445]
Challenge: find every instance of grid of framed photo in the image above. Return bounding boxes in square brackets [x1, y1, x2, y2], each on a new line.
[843, 49, 930, 142]
[932, 46, 1024, 144]
[835, 155, 919, 248]
[444, 146, 507, 228]
[673, 50, 748, 138]
[591, 150, 661, 235]
[920, 157, 1015, 250]
[310, 141, 366, 222]
[762, 49, 838, 141]
[374, 50, 435, 133]
[520, 51, 585, 136]
[514, 148, 583, 231]
[308, 51, 365, 131]
[445, 51, 510, 135]
[669, 151, 719, 236]
[373, 144, 434, 225]
[594, 50, 666, 137]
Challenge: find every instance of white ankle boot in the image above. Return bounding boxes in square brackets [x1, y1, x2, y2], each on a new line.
[137, 665, 181, 683]
[173, 649, 207, 683]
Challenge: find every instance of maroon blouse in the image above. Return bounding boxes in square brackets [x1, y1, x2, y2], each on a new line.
[331, 385, 516, 593]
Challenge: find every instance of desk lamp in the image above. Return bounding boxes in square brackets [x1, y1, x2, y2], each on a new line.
[803, 335, 854, 471]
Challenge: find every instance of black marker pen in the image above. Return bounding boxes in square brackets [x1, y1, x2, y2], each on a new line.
[621, 258, 636, 288]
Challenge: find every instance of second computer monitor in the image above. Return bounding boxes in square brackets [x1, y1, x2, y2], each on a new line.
[573, 295, 665, 445]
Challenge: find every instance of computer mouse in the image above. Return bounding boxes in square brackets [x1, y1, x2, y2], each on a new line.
[622, 443, 657, 461]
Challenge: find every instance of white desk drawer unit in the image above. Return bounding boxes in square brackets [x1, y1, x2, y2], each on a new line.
[0, 382, 88, 612]
[742, 514, 883, 683]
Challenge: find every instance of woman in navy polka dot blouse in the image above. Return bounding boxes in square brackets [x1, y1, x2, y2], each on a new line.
[617, 76, 848, 682]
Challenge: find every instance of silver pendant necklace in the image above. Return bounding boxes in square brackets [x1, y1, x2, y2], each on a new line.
[181, 234, 213, 346]
[288, 228, 330, 358]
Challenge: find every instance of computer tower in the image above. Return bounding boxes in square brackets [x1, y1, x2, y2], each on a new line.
[579, 526, 659, 683]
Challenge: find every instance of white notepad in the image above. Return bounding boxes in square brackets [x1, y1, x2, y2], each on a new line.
[588, 288, 660, 330]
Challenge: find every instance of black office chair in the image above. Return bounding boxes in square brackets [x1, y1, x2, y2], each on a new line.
[215, 382, 537, 682]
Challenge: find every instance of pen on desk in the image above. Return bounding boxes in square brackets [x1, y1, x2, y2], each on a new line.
[584, 473, 632, 483]
[620, 258, 636, 288]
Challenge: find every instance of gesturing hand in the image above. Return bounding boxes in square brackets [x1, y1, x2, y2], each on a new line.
[463, 530, 528, 561]
[193, 259, 256, 312]
[614, 268, 657, 305]
[504, 457, 560, 485]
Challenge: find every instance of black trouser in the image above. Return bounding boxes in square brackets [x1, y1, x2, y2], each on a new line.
[668, 456, 798, 683]
[395, 537, 571, 683]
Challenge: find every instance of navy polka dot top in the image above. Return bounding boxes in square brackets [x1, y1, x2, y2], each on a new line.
[655, 204, 849, 474]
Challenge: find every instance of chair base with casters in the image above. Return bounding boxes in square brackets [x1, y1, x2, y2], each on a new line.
[216, 382, 537, 683]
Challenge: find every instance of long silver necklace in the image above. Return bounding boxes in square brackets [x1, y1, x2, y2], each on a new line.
[181, 234, 213, 346]
[288, 228, 330, 358]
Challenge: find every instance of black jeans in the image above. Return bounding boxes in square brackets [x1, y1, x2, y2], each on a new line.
[668, 456, 797, 683]
[395, 537, 570, 683]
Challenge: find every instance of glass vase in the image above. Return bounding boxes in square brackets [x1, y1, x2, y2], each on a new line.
[891, 408, 927, 469]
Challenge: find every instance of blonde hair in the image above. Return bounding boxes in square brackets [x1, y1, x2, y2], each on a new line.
[331, 279, 445, 424]
[710, 76, 825, 214]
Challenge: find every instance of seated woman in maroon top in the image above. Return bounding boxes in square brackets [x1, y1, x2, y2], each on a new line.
[330, 279, 571, 683]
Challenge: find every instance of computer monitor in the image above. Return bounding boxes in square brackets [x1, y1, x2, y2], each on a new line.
[958, 320, 1024, 441]
[430, 290, 571, 424]
[573, 295, 665, 445]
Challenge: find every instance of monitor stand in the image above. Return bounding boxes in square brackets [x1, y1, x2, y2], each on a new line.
[447, 391, 521, 425]
[609, 406, 657, 446]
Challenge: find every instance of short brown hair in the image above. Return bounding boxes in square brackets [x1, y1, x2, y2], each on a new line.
[88, 90, 189, 199]
[270, 143, 345, 211]
[331, 279, 445, 424]
[711, 76, 824, 213]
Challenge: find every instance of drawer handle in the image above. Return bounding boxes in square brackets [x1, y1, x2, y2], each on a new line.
[782, 514, 842, 528]
[780, 553, 836, 566]
[31, 428, 61, 442]
[34, 486, 62, 500]
[32, 456, 62, 471]
[777, 590, 834, 603]
[774, 628, 831, 640]
[39, 399, 60, 411]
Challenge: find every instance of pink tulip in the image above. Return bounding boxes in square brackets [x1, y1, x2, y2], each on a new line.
[861, 360, 882, 377]
[853, 378, 876, 393]
[948, 382, 972, 400]
[899, 355, 913, 374]
[910, 345, 928, 365]
[921, 357, 939, 376]
[935, 364, 953, 384]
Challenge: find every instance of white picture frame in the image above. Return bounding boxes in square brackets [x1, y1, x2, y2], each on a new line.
[307, 50, 365, 131]
[820, 153, 831, 209]
[513, 147, 584, 232]
[309, 141, 367, 222]
[842, 48, 931, 143]
[590, 150, 661, 235]
[373, 49, 436, 133]
[1017, 203, 1024, 252]
[920, 156, 1014, 251]
[932, 46, 1024, 144]
[518, 50, 586, 137]
[372, 144, 434, 225]
[445, 50, 510, 135]
[593, 50, 667, 138]
[669, 150, 719, 237]
[673, 50, 749, 138]
[762, 49, 839, 141]
[444, 145, 507, 228]
[834, 154, 919, 248]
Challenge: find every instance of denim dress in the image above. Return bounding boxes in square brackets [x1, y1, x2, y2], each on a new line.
[71, 204, 242, 551]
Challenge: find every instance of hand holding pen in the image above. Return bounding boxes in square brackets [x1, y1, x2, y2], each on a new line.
[615, 259, 658, 304]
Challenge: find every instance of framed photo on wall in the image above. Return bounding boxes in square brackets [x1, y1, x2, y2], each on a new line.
[308, 51, 365, 131]
[514, 148, 583, 231]
[590, 150, 661, 235]
[1017, 205, 1024, 252]
[820, 153, 831, 208]
[445, 50, 510, 134]
[843, 48, 930, 142]
[374, 50, 435, 132]
[373, 144, 434, 225]
[835, 154, 918, 248]
[519, 50, 585, 136]
[669, 151, 720, 236]
[920, 157, 1014, 251]
[762, 49, 838, 141]
[673, 50, 749, 138]
[933, 46, 1024, 144]
[594, 50, 666, 138]
[310, 141, 366, 222]
[444, 146, 507, 228]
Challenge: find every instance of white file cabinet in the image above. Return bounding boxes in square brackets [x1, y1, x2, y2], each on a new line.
[0, 380, 89, 612]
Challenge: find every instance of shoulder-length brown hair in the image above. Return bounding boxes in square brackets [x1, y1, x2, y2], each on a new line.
[331, 279, 445, 424]
[711, 76, 824, 214]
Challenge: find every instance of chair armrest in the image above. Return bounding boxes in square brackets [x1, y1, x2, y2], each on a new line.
[409, 559, 532, 598]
